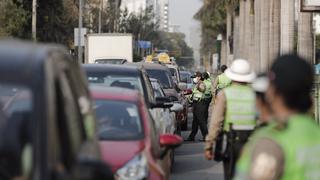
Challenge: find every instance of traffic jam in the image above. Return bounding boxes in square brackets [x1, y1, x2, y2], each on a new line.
[0, 35, 193, 180]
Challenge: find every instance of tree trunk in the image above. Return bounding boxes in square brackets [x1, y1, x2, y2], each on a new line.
[226, 5, 233, 65]
[254, 0, 261, 72]
[239, 0, 246, 58]
[280, 0, 295, 54]
[298, 12, 314, 64]
[221, 37, 228, 66]
[268, 0, 281, 68]
[233, 15, 240, 59]
[260, 0, 270, 71]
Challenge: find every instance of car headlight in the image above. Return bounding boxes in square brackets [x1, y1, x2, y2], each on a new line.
[116, 153, 149, 180]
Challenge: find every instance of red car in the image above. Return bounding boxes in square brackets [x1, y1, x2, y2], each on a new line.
[90, 86, 182, 180]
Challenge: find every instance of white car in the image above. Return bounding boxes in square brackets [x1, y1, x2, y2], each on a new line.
[150, 78, 183, 134]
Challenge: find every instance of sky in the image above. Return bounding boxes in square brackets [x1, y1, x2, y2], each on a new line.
[169, 0, 203, 62]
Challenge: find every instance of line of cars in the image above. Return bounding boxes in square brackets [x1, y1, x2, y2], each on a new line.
[0, 41, 185, 180]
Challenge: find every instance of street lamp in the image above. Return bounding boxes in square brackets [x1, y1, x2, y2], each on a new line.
[216, 34, 223, 70]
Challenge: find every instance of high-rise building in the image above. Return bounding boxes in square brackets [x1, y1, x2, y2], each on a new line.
[120, 0, 152, 14]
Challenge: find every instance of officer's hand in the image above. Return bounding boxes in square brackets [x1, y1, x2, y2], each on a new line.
[205, 150, 213, 160]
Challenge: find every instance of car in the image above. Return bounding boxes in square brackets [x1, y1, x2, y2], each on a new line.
[0, 40, 113, 180]
[135, 63, 187, 134]
[150, 78, 183, 134]
[180, 71, 193, 89]
[83, 64, 174, 133]
[90, 87, 183, 180]
[94, 57, 128, 64]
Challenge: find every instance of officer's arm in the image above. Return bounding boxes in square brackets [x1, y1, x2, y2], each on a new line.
[205, 91, 226, 150]
[248, 138, 284, 180]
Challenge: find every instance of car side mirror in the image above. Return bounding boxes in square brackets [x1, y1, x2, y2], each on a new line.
[159, 134, 183, 159]
[183, 89, 192, 95]
[170, 103, 183, 112]
[178, 82, 187, 91]
[151, 97, 173, 109]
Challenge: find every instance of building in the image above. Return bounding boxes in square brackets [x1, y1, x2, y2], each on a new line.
[120, 0, 169, 31]
[314, 14, 320, 34]
[120, 0, 152, 14]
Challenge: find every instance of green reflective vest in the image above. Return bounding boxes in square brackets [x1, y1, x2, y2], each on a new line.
[203, 79, 212, 98]
[235, 114, 320, 180]
[217, 73, 232, 90]
[224, 84, 256, 131]
[192, 83, 205, 101]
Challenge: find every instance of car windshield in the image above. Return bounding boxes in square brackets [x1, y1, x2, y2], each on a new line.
[180, 72, 192, 83]
[169, 68, 176, 76]
[94, 59, 125, 64]
[0, 84, 33, 178]
[94, 100, 144, 141]
[146, 69, 173, 89]
[87, 75, 143, 94]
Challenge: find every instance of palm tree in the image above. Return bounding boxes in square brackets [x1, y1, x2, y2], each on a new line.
[280, 0, 295, 54]
[298, 11, 314, 64]
[268, 0, 281, 68]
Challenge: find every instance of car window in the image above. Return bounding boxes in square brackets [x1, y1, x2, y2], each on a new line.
[94, 100, 144, 141]
[87, 75, 143, 94]
[0, 84, 33, 179]
[142, 72, 155, 104]
[151, 81, 165, 98]
[146, 69, 173, 89]
[180, 72, 192, 83]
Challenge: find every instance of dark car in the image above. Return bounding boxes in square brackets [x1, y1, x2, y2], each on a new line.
[134, 63, 187, 134]
[91, 87, 182, 180]
[0, 41, 113, 180]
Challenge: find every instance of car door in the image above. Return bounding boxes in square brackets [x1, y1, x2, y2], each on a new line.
[47, 66, 87, 180]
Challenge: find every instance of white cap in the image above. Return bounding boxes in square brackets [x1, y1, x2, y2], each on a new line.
[225, 59, 256, 83]
[252, 76, 269, 93]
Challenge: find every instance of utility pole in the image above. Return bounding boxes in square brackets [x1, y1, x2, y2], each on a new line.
[99, 0, 103, 33]
[78, 0, 83, 64]
[32, 0, 37, 41]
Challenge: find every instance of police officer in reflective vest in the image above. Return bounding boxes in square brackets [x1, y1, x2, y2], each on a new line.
[235, 55, 320, 180]
[203, 72, 213, 123]
[204, 59, 256, 180]
[213, 65, 232, 97]
[186, 72, 208, 141]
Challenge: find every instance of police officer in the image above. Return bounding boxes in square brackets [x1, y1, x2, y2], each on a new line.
[203, 72, 213, 123]
[235, 55, 320, 180]
[204, 59, 256, 180]
[186, 72, 208, 141]
[213, 65, 232, 97]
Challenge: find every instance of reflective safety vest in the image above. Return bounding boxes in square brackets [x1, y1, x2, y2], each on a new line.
[235, 115, 320, 180]
[192, 83, 205, 101]
[224, 84, 256, 131]
[203, 79, 212, 98]
[217, 73, 232, 90]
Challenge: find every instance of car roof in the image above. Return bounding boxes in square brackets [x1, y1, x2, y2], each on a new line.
[83, 64, 142, 75]
[133, 62, 170, 71]
[90, 86, 141, 102]
[0, 40, 68, 84]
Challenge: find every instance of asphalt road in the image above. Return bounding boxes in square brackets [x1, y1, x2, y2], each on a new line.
[171, 112, 224, 180]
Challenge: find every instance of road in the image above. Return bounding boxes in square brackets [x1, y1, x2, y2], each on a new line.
[171, 112, 224, 180]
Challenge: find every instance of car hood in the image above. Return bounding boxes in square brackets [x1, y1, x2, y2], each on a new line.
[99, 140, 145, 172]
[163, 88, 178, 98]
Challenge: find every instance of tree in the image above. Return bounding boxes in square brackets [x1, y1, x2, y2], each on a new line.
[0, 0, 29, 38]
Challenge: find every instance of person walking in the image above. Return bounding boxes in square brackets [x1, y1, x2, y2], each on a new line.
[204, 59, 256, 180]
[235, 55, 320, 180]
[186, 72, 208, 141]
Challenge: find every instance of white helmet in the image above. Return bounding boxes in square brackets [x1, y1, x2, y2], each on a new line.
[225, 59, 256, 83]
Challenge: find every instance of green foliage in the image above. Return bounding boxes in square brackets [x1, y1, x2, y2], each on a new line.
[0, 0, 29, 37]
[194, 0, 237, 55]
[316, 34, 320, 50]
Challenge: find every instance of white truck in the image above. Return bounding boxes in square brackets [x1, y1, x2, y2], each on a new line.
[85, 33, 133, 64]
